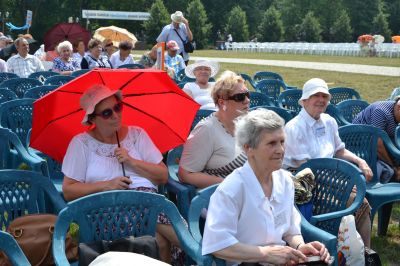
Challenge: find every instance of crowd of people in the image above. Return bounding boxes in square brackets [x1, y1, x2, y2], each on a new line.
[0, 10, 395, 266]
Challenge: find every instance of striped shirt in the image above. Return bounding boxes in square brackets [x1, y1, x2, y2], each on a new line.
[352, 101, 398, 139]
[6, 53, 44, 78]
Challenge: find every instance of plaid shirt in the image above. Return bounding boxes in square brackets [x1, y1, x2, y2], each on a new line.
[7, 53, 44, 78]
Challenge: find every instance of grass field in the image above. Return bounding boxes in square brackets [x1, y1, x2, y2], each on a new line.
[133, 49, 400, 265]
[133, 50, 399, 103]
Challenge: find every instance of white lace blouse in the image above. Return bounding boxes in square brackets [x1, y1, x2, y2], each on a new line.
[62, 126, 163, 190]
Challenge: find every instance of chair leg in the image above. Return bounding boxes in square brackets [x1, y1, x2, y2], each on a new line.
[377, 203, 393, 236]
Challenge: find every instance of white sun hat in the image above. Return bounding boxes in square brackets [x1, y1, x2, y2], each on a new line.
[171, 11, 184, 23]
[184, 60, 220, 79]
[299, 78, 331, 105]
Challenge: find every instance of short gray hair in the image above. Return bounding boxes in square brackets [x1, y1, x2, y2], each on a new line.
[235, 109, 285, 149]
[57, 40, 73, 53]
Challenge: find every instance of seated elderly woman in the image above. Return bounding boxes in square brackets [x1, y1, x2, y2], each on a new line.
[178, 71, 250, 188]
[109, 40, 135, 68]
[62, 84, 181, 264]
[202, 109, 331, 265]
[183, 60, 219, 111]
[81, 39, 112, 70]
[283, 78, 373, 248]
[139, 44, 157, 68]
[52, 40, 80, 75]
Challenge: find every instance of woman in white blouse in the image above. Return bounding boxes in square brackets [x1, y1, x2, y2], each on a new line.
[183, 60, 219, 111]
[202, 109, 331, 266]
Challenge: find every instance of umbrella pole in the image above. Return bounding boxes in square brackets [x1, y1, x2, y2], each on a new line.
[116, 131, 127, 177]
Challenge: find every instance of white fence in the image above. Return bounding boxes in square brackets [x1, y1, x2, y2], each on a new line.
[224, 42, 400, 58]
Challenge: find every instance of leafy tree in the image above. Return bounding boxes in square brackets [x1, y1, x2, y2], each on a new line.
[143, 0, 170, 44]
[372, 7, 392, 41]
[384, 0, 400, 35]
[186, 0, 211, 49]
[225, 6, 249, 42]
[257, 6, 284, 42]
[330, 9, 353, 42]
[279, 0, 306, 41]
[298, 11, 322, 42]
[343, 0, 380, 39]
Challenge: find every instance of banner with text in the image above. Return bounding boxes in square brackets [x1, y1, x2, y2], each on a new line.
[82, 10, 150, 21]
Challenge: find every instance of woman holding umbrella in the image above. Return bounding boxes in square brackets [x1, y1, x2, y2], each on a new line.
[81, 39, 112, 70]
[62, 84, 183, 263]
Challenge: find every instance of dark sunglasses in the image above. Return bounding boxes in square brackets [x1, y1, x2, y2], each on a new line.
[105, 43, 113, 47]
[93, 102, 123, 119]
[226, 91, 250, 102]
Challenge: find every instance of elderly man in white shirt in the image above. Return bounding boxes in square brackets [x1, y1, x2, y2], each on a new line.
[202, 109, 330, 266]
[283, 78, 373, 248]
[6, 37, 44, 78]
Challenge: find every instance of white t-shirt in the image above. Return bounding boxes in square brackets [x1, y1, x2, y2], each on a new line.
[183, 82, 217, 111]
[202, 162, 302, 266]
[62, 126, 163, 190]
[109, 51, 135, 69]
[283, 109, 345, 168]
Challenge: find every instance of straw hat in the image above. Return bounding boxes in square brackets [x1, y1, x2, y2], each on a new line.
[184, 60, 220, 79]
[299, 78, 331, 105]
[80, 84, 122, 125]
[171, 11, 184, 23]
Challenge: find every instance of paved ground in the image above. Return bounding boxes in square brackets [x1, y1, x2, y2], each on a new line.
[189, 56, 400, 77]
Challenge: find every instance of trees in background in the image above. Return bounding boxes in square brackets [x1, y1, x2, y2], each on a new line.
[298, 12, 322, 42]
[143, 0, 169, 44]
[257, 6, 284, 42]
[186, 0, 211, 49]
[224, 6, 249, 42]
[330, 9, 353, 42]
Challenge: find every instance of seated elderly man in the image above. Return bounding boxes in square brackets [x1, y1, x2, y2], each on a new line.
[283, 78, 373, 248]
[202, 109, 331, 266]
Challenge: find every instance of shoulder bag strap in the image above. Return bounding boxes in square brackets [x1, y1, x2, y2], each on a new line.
[173, 29, 186, 43]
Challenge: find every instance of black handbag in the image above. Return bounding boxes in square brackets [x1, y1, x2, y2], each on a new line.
[365, 247, 381, 266]
[78, 235, 159, 266]
[174, 29, 194, 53]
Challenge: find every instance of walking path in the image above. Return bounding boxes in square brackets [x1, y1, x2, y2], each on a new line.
[189, 56, 400, 77]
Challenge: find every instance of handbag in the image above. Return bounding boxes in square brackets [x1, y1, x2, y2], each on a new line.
[173, 29, 194, 53]
[364, 247, 381, 266]
[0, 214, 78, 266]
[337, 215, 365, 266]
[78, 235, 159, 266]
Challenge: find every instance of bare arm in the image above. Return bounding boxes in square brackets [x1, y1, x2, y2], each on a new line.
[62, 176, 131, 202]
[213, 242, 306, 265]
[178, 166, 223, 188]
[115, 147, 168, 185]
[377, 138, 395, 166]
[182, 18, 193, 41]
[335, 148, 373, 182]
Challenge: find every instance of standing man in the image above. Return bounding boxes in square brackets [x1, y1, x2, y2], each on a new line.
[157, 11, 193, 65]
[7, 37, 44, 78]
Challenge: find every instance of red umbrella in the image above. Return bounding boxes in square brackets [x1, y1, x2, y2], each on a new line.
[30, 69, 200, 162]
[44, 23, 91, 51]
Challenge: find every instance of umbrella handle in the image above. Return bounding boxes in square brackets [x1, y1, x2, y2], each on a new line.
[116, 131, 127, 177]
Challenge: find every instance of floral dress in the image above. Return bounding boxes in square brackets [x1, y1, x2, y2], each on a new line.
[52, 57, 80, 72]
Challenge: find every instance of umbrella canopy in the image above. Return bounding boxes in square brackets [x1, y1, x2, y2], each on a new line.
[44, 23, 91, 52]
[30, 69, 200, 163]
[93, 26, 137, 47]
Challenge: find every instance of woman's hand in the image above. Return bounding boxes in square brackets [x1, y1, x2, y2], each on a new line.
[261, 245, 306, 265]
[358, 159, 373, 182]
[297, 241, 331, 264]
[103, 176, 132, 191]
[115, 147, 132, 164]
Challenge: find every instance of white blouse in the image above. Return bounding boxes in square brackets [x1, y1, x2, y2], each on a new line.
[183, 82, 217, 111]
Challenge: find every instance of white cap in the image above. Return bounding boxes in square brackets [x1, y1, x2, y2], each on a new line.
[299, 78, 331, 105]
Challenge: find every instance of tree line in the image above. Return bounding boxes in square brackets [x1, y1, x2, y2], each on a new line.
[1, 0, 399, 49]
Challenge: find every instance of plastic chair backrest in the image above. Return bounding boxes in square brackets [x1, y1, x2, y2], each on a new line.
[250, 105, 293, 123]
[167, 145, 183, 183]
[28, 71, 58, 81]
[174, 69, 187, 83]
[71, 69, 90, 77]
[0, 72, 18, 83]
[0, 88, 18, 104]
[278, 89, 303, 115]
[0, 170, 66, 229]
[249, 91, 275, 108]
[239, 73, 257, 90]
[52, 191, 204, 265]
[117, 63, 145, 69]
[43, 75, 74, 86]
[0, 78, 42, 98]
[336, 99, 369, 123]
[0, 98, 34, 147]
[329, 87, 361, 105]
[255, 79, 287, 105]
[23, 85, 57, 99]
[324, 104, 349, 127]
[253, 71, 284, 83]
[192, 109, 215, 130]
[296, 158, 366, 236]
[0, 231, 30, 266]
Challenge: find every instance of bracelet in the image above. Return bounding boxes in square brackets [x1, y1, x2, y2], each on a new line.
[296, 243, 304, 250]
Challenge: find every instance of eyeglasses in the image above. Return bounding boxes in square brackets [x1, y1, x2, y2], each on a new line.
[226, 91, 250, 102]
[93, 103, 123, 119]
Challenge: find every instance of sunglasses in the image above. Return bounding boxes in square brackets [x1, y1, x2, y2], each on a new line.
[226, 91, 250, 102]
[93, 102, 123, 119]
[105, 43, 113, 47]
